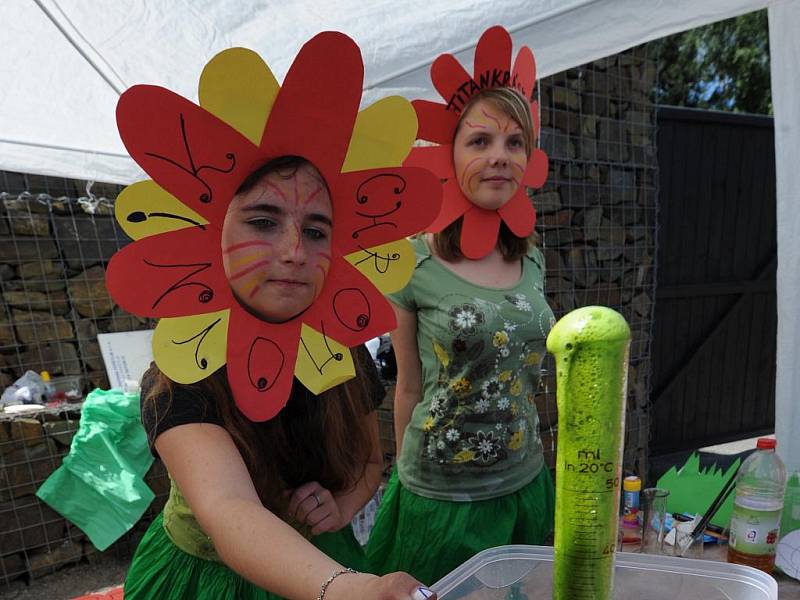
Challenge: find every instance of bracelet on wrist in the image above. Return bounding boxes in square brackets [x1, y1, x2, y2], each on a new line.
[317, 567, 358, 600]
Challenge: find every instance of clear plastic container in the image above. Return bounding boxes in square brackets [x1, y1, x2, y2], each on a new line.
[433, 545, 778, 599]
[728, 438, 787, 573]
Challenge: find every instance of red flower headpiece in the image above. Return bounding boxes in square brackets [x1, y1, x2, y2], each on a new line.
[105, 33, 440, 421]
[405, 26, 548, 259]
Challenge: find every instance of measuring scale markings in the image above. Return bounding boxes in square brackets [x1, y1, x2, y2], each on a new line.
[547, 306, 631, 600]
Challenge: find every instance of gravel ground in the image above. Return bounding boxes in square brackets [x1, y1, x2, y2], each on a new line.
[0, 554, 127, 600]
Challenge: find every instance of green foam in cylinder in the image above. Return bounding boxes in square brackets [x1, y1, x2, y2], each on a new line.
[547, 306, 631, 600]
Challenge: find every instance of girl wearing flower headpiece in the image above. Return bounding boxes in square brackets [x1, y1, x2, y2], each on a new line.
[124, 158, 432, 600]
[367, 27, 555, 585]
[110, 32, 443, 600]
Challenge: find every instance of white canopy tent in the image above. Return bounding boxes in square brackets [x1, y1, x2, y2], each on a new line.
[1, 0, 797, 471]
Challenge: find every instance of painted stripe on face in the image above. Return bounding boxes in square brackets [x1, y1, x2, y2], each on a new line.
[224, 240, 274, 254]
[239, 271, 265, 297]
[303, 184, 324, 206]
[459, 156, 483, 187]
[230, 259, 273, 280]
[464, 119, 486, 129]
[264, 179, 287, 201]
[480, 107, 502, 130]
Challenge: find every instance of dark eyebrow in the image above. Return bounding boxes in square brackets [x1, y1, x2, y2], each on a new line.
[240, 203, 332, 227]
[307, 213, 333, 227]
[240, 202, 283, 215]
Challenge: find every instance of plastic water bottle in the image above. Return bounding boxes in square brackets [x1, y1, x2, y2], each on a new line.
[727, 438, 787, 573]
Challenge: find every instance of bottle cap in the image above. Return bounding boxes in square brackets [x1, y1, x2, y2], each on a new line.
[756, 437, 776, 449]
[623, 475, 642, 491]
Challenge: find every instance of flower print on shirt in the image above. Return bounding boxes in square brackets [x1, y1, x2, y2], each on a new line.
[445, 428, 461, 443]
[498, 397, 510, 410]
[429, 390, 448, 418]
[448, 303, 485, 335]
[468, 430, 503, 463]
[476, 398, 490, 413]
[481, 377, 502, 400]
[505, 293, 532, 312]
[492, 331, 509, 347]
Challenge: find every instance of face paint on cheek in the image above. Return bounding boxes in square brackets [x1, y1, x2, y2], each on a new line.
[510, 160, 526, 185]
[311, 251, 331, 297]
[229, 255, 273, 281]
[238, 270, 267, 299]
[458, 157, 483, 188]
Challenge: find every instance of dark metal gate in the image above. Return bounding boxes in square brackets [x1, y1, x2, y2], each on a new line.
[650, 107, 776, 455]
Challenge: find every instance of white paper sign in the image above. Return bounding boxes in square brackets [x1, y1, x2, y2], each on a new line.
[97, 330, 154, 390]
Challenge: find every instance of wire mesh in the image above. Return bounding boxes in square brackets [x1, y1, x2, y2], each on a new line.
[533, 44, 658, 477]
[0, 172, 168, 586]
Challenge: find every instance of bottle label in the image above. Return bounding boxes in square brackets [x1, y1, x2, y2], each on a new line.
[622, 490, 639, 525]
[729, 505, 782, 555]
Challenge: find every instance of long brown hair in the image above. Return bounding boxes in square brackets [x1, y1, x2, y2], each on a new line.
[144, 351, 375, 521]
[145, 154, 375, 520]
[433, 87, 539, 262]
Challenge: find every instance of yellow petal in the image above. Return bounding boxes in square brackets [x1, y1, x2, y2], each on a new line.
[198, 48, 279, 146]
[432, 339, 450, 368]
[344, 239, 415, 294]
[115, 180, 208, 240]
[342, 96, 417, 172]
[294, 324, 355, 395]
[453, 449, 476, 463]
[152, 310, 229, 384]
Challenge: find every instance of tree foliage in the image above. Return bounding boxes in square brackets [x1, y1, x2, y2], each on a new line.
[655, 10, 771, 114]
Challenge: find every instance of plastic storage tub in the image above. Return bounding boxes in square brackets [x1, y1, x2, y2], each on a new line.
[433, 545, 778, 599]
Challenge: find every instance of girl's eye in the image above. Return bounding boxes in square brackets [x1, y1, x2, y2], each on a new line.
[469, 136, 489, 147]
[508, 137, 524, 149]
[247, 217, 276, 230]
[304, 228, 327, 241]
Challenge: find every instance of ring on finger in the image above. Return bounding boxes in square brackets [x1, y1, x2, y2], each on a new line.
[313, 492, 322, 508]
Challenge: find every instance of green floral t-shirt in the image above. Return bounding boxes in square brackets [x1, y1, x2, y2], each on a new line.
[390, 237, 554, 501]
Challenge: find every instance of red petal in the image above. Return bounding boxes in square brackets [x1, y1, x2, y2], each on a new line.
[498, 192, 535, 237]
[226, 306, 302, 422]
[431, 53, 474, 114]
[412, 100, 458, 144]
[512, 46, 537, 100]
[522, 148, 549, 188]
[474, 26, 512, 87]
[116, 85, 257, 226]
[260, 32, 362, 183]
[427, 180, 472, 232]
[105, 227, 233, 318]
[461, 207, 501, 259]
[403, 145, 454, 179]
[331, 167, 442, 255]
[304, 259, 396, 346]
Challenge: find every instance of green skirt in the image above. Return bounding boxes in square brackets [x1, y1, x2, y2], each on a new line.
[124, 512, 367, 600]
[366, 466, 555, 586]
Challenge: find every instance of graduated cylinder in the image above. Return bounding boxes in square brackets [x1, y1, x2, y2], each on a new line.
[547, 306, 630, 600]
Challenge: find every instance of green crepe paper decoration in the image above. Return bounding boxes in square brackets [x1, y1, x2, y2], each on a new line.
[656, 452, 740, 528]
[782, 471, 800, 536]
[37, 388, 154, 551]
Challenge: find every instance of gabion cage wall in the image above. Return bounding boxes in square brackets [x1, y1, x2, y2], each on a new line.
[0, 172, 170, 586]
[533, 44, 658, 477]
[0, 44, 657, 586]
